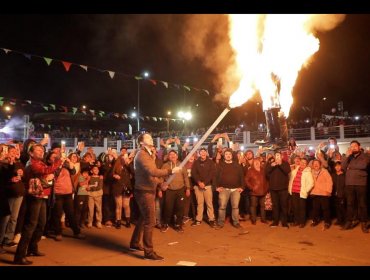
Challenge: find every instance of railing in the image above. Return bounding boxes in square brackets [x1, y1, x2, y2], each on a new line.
[2, 125, 370, 154]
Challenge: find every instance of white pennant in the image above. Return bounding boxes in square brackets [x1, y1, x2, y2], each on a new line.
[108, 71, 115, 79]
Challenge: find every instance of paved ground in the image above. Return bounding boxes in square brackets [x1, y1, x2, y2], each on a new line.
[1, 219, 370, 266]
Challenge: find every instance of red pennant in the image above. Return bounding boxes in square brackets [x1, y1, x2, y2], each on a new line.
[61, 106, 68, 112]
[62, 61, 72, 72]
[149, 79, 157, 85]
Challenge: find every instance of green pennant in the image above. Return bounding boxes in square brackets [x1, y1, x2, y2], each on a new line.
[48, 125, 51, 129]
[134, 76, 143, 80]
[183, 85, 191, 91]
[72, 107, 78, 114]
[42, 105, 49, 111]
[0, 101, 3, 106]
[50, 104, 56, 110]
[0, 96, 3, 100]
[44, 57, 53, 66]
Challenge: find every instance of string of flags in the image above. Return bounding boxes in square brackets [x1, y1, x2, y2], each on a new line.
[0, 47, 212, 96]
[0, 96, 186, 123]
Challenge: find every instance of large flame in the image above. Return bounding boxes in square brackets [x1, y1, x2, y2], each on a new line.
[228, 14, 320, 118]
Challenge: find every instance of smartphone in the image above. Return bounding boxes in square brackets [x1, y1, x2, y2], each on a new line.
[2, 145, 8, 155]
[329, 144, 335, 149]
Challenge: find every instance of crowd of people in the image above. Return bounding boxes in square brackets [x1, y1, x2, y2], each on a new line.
[0, 132, 370, 264]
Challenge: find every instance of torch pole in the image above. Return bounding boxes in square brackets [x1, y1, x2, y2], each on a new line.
[166, 107, 231, 184]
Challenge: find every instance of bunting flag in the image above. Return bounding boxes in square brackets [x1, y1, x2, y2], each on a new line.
[108, 71, 115, 79]
[0, 101, 3, 106]
[40, 124, 45, 128]
[50, 104, 56, 110]
[0, 46, 221, 98]
[62, 61, 72, 72]
[61, 106, 68, 112]
[42, 105, 49, 111]
[0, 97, 3, 100]
[43, 57, 53, 66]
[79, 65, 88, 71]
[183, 85, 191, 91]
[48, 125, 51, 129]
[72, 107, 78, 115]
[25, 100, 32, 104]
[23, 54, 32, 60]
[89, 109, 95, 115]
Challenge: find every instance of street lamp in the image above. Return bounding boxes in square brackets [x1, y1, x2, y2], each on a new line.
[167, 111, 171, 133]
[137, 71, 150, 132]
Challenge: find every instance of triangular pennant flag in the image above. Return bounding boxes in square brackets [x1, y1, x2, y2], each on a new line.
[161, 81, 168, 88]
[61, 106, 68, 112]
[81, 110, 87, 115]
[62, 61, 72, 72]
[48, 125, 51, 129]
[99, 110, 105, 115]
[0, 101, 3, 106]
[89, 109, 95, 115]
[98, 112, 104, 117]
[108, 71, 115, 79]
[40, 124, 45, 128]
[114, 132, 117, 135]
[149, 79, 157, 85]
[183, 85, 191, 91]
[158, 117, 162, 121]
[43, 57, 53, 66]
[174, 84, 180, 89]
[23, 54, 32, 60]
[145, 116, 150, 120]
[66, 127, 70, 131]
[203, 89, 210, 95]
[113, 113, 119, 118]
[25, 100, 32, 104]
[42, 105, 49, 111]
[140, 117, 144, 120]
[50, 104, 56, 110]
[9, 101, 16, 106]
[72, 107, 78, 115]
[2, 48, 11, 54]
[123, 114, 128, 119]
[134, 76, 143, 80]
[0, 97, 3, 100]
[79, 65, 88, 71]
[153, 117, 157, 121]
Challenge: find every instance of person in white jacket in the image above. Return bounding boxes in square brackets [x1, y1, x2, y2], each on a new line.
[288, 158, 314, 228]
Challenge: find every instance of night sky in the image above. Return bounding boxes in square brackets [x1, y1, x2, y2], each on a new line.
[0, 14, 369, 130]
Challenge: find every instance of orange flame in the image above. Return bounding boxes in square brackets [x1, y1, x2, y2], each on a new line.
[228, 15, 320, 118]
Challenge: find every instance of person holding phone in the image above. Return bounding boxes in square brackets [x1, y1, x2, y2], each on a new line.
[341, 140, 370, 233]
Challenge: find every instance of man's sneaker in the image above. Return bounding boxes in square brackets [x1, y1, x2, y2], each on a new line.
[5, 241, 18, 247]
[232, 223, 242, 229]
[96, 223, 102, 229]
[174, 225, 184, 233]
[55, 235, 62, 241]
[105, 221, 113, 227]
[144, 251, 164, 261]
[270, 222, 278, 228]
[73, 233, 86, 240]
[160, 224, 169, 233]
[209, 220, 217, 228]
[182, 216, 191, 224]
[129, 244, 145, 251]
[191, 221, 201, 227]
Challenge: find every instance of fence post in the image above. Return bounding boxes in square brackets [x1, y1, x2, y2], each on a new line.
[156, 137, 160, 150]
[310, 127, 316, 141]
[117, 140, 122, 150]
[246, 131, 251, 145]
[103, 138, 108, 151]
[339, 125, 345, 140]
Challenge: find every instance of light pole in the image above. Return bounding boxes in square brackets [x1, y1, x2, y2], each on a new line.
[137, 71, 150, 132]
[167, 111, 171, 133]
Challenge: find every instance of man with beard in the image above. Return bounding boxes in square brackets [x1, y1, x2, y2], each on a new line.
[341, 140, 370, 233]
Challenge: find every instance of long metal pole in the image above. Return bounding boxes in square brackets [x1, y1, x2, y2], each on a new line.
[166, 107, 231, 184]
[137, 80, 140, 131]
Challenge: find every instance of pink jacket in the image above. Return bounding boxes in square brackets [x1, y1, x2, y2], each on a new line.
[311, 168, 333, 197]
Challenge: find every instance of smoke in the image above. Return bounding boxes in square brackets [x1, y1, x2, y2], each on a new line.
[305, 14, 346, 33]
